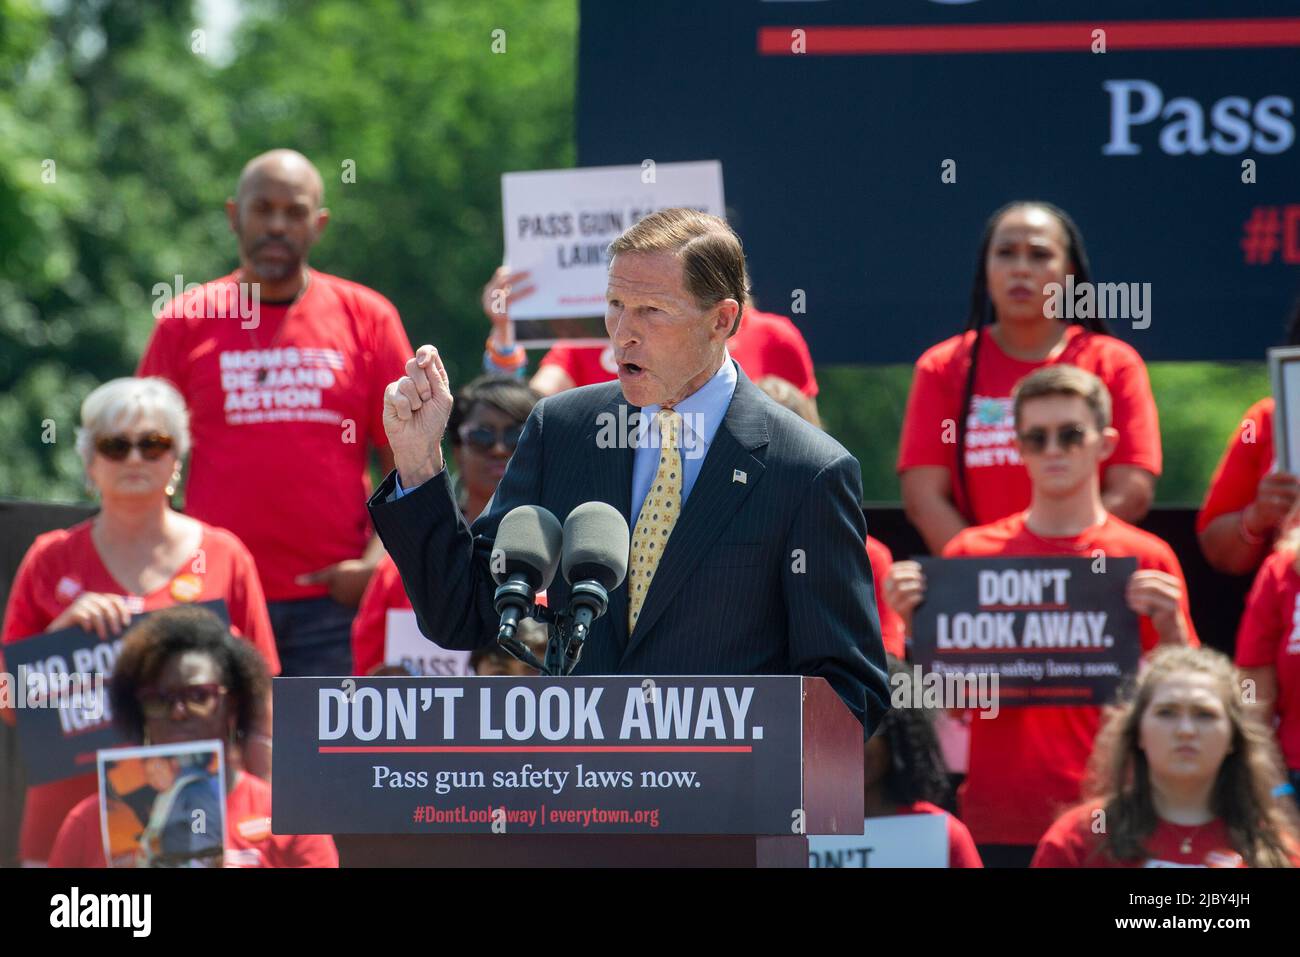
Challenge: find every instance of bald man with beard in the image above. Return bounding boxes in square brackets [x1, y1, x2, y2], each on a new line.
[138, 150, 414, 676]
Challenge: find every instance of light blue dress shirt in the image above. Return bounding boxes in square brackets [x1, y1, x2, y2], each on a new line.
[629, 353, 736, 528]
[391, 352, 739, 523]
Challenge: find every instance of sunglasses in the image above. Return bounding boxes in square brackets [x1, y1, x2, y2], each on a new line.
[459, 424, 523, 452]
[139, 683, 228, 720]
[95, 432, 175, 462]
[1017, 424, 1091, 454]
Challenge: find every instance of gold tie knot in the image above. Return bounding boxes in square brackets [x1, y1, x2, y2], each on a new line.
[658, 409, 681, 450]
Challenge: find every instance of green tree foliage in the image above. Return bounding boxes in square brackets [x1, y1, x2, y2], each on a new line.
[0, 0, 1271, 509]
[0, 0, 575, 500]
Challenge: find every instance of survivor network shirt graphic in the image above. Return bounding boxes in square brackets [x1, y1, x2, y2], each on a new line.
[139, 269, 413, 600]
[898, 325, 1162, 525]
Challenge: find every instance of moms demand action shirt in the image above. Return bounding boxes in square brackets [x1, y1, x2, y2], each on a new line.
[897, 326, 1161, 525]
[138, 269, 413, 600]
[942, 512, 1197, 847]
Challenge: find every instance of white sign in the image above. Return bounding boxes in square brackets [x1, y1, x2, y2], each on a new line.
[1269, 346, 1300, 475]
[807, 813, 948, 868]
[500, 161, 726, 323]
[383, 610, 473, 677]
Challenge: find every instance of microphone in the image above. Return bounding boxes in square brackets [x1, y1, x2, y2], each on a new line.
[491, 506, 563, 666]
[560, 502, 630, 675]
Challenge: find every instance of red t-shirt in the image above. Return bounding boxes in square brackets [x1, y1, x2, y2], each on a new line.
[866, 535, 905, 659]
[897, 326, 1162, 526]
[943, 512, 1198, 846]
[351, 553, 412, 675]
[137, 268, 413, 600]
[1235, 546, 1300, 769]
[896, 800, 984, 868]
[1197, 397, 1275, 535]
[1032, 803, 1248, 867]
[1, 518, 279, 864]
[540, 308, 819, 396]
[48, 771, 338, 867]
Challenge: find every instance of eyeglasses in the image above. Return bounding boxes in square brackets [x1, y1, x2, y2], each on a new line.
[1016, 424, 1091, 454]
[139, 683, 228, 720]
[458, 424, 523, 452]
[94, 432, 175, 462]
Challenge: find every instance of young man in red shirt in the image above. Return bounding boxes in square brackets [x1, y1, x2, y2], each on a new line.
[885, 364, 1197, 867]
[138, 150, 413, 676]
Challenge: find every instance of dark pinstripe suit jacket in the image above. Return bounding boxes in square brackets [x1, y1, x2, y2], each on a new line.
[367, 362, 888, 734]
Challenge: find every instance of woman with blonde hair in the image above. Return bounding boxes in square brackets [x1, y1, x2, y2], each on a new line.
[1033, 645, 1298, 867]
[2, 376, 278, 866]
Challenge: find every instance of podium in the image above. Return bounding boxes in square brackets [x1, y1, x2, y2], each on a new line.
[273, 675, 863, 868]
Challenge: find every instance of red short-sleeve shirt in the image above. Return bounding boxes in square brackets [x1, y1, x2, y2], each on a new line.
[351, 553, 412, 676]
[899, 800, 984, 868]
[540, 308, 819, 396]
[865, 535, 905, 659]
[1032, 803, 1248, 867]
[48, 771, 338, 868]
[942, 512, 1197, 846]
[1, 518, 278, 864]
[898, 326, 1162, 526]
[1235, 546, 1300, 769]
[1197, 397, 1275, 534]
[138, 269, 413, 600]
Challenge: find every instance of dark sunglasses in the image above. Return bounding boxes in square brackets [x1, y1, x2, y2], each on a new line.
[139, 683, 228, 720]
[95, 432, 175, 462]
[459, 424, 523, 452]
[1017, 424, 1091, 454]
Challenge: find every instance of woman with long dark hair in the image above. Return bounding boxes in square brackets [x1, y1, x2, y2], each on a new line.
[1033, 645, 1298, 867]
[897, 202, 1161, 554]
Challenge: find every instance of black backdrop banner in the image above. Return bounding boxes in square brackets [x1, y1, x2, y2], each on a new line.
[577, 0, 1300, 364]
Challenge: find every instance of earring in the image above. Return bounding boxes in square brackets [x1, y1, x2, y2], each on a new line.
[165, 468, 181, 498]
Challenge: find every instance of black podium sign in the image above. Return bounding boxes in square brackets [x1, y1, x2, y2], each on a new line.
[273, 675, 807, 835]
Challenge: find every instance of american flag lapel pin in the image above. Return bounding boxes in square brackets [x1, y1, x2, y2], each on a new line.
[732, 469, 747, 484]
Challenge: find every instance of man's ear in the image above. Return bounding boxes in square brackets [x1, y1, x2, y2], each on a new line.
[225, 198, 239, 234]
[716, 298, 740, 337]
[313, 207, 330, 241]
[1099, 426, 1120, 462]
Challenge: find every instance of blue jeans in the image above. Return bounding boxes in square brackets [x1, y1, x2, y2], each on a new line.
[268, 597, 356, 677]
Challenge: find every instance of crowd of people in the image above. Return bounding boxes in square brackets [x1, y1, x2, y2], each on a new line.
[3, 150, 1299, 867]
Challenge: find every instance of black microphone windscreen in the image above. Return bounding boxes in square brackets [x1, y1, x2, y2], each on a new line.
[562, 501, 630, 590]
[492, 505, 563, 590]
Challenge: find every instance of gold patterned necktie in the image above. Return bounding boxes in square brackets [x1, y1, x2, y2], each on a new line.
[627, 409, 683, 633]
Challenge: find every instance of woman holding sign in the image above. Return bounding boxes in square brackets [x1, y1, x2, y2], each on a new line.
[49, 605, 336, 867]
[350, 375, 540, 676]
[897, 201, 1161, 554]
[886, 366, 1194, 867]
[1032, 645, 1298, 867]
[1, 377, 277, 866]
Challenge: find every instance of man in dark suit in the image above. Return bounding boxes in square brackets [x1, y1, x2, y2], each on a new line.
[368, 208, 888, 734]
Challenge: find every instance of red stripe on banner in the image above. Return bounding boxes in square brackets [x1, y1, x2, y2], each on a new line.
[319, 745, 754, 754]
[758, 19, 1300, 56]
